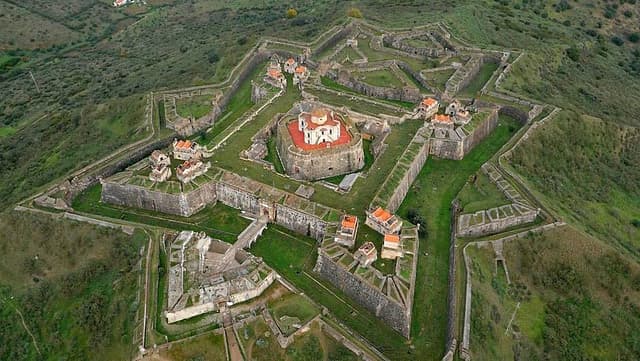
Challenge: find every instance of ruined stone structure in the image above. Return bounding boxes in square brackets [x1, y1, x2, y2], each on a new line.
[166, 231, 276, 323]
[382, 30, 452, 58]
[162, 90, 223, 137]
[276, 102, 365, 181]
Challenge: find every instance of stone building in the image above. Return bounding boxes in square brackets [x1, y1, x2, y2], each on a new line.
[416, 97, 439, 120]
[381, 233, 403, 260]
[284, 57, 298, 74]
[354, 241, 377, 267]
[298, 108, 342, 145]
[334, 214, 358, 248]
[446, 100, 472, 125]
[176, 159, 211, 183]
[264, 62, 286, 89]
[346, 38, 358, 47]
[293, 65, 309, 86]
[365, 207, 403, 235]
[149, 150, 171, 182]
[172, 139, 202, 161]
[276, 103, 365, 181]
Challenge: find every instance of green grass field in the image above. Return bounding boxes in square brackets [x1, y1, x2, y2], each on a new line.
[458, 171, 511, 213]
[468, 225, 640, 360]
[359, 69, 405, 88]
[0, 212, 145, 361]
[176, 95, 214, 119]
[459, 61, 499, 97]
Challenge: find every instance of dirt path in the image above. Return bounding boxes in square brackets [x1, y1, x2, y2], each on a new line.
[0, 296, 41, 356]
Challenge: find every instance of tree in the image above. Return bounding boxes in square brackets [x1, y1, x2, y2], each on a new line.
[407, 208, 428, 237]
[611, 36, 624, 46]
[628, 33, 640, 43]
[566, 46, 580, 62]
[347, 7, 363, 18]
[207, 48, 220, 64]
[286, 8, 298, 18]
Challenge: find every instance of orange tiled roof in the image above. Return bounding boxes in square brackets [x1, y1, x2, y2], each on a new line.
[372, 207, 392, 222]
[384, 234, 400, 243]
[286, 58, 296, 65]
[175, 140, 192, 149]
[422, 97, 437, 106]
[268, 68, 282, 78]
[295, 65, 307, 74]
[433, 114, 452, 123]
[341, 215, 357, 229]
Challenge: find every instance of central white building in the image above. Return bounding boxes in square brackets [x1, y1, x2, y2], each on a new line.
[297, 108, 341, 145]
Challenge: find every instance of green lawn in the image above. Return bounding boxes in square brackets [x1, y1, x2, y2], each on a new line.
[459, 61, 499, 98]
[0, 126, 16, 138]
[359, 69, 405, 88]
[265, 136, 285, 173]
[457, 171, 510, 213]
[421, 69, 455, 92]
[176, 95, 214, 119]
[159, 331, 226, 361]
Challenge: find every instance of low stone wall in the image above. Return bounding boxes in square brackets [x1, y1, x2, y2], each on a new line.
[315, 250, 410, 337]
[100, 180, 217, 217]
[327, 69, 422, 103]
[396, 61, 439, 95]
[457, 208, 539, 237]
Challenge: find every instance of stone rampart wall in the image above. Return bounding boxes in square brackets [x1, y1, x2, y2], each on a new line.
[275, 204, 327, 241]
[313, 25, 355, 57]
[215, 182, 261, 215]
[383, 138, 430, 213]
[100, 180, 216, 217]
[327, 70, 422, 103]
[429, 138, 463, 160]
[462, 109, 499, 155]
[497, 106, 528, 124]
[315, 251, 410, 337]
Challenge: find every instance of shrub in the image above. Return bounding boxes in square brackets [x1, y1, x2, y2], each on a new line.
[347, 7, 363, 18]
[237, 36, 247, 46]
[207, 48, 220, 63]
[554, 0, 571, 12]
[611, 36, 624, 46]
[286, 8, 298, 18]
[566, 46, 580, 61]
[632, 219, 640, 228]
[628, 33, 640, 43]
